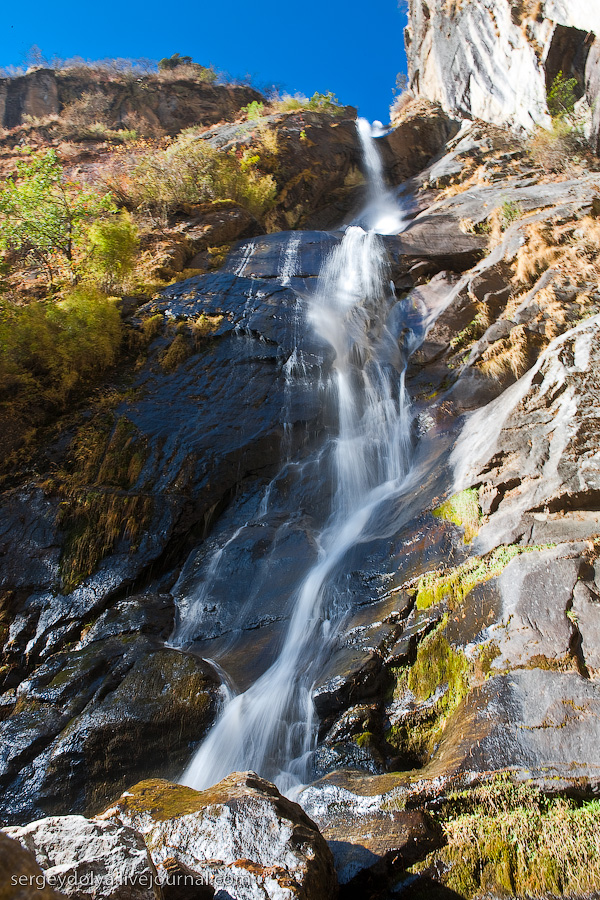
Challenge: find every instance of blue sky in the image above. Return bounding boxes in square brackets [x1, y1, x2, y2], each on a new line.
[0, 0, 408, 124]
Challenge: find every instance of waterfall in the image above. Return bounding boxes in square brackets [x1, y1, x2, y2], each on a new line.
[179, 120, 417, 793]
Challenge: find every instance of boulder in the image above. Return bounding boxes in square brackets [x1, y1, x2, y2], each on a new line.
[0, 830, 64, 900]
[378, 99, 460, 183]
[4, 815, 159, 900]
[0, 637, 221, 823]
[100, 774, 337, 900]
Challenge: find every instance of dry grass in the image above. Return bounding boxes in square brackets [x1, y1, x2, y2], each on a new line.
[390, 90, 414, 124]
[514, 216, 600, 287]
[513, 221, 562, 283]
[479, 323, 530, 379]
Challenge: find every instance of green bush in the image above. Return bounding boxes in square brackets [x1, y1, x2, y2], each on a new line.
[0, 287, 122, 412]
[0, 148, 115, 285]
[274, 91, 345, 115]
[547, 70, 579, 120]
[158, 53, 193, 70]
[241, 100, 265, 121]
[130, 132, 276, 219]
[82, 211, 139, 292]
[157, 53, 217, 83]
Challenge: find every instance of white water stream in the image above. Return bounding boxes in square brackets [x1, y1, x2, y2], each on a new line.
[179, 119, 418, 793]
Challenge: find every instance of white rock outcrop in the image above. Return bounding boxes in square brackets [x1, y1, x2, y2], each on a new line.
[405, 0, 600, 144]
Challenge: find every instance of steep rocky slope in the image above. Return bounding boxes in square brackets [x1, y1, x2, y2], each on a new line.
[2, 40, 600, 900]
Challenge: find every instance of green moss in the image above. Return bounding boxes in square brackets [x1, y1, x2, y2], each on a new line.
[56, 415, 152, 592]
[388, 618, 472, 762]
[433, 488, 481, 543]
[415, 543, 552, 610]
[411, 783, 600, 898]
[353, 731, 375, 749]
[112, 778, 206, 820]
[407, 625, 470, 706]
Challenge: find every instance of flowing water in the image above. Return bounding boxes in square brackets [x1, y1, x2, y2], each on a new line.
[176, 118, 424, 793]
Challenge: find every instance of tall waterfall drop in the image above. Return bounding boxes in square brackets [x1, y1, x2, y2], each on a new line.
[178, 119, 417, 793]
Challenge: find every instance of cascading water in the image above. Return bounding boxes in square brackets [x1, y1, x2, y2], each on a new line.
[178, 119, 419, 793]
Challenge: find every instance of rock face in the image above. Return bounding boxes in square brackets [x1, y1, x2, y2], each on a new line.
[4, 815, 159, 900]
[100, 774, 337, 900]
[0, 68, 262, 133]
[406, 0, 600, 148]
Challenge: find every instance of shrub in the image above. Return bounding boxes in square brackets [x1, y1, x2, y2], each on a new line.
[82, 211, 139, 292]
[241, 100, 265, 121]
[547, 70, 579, 120]
[0, 287, 122, 413]
[528, 117, 584, 174]
[158, 52, 193, 70]
[0, 149, 116, 285]
[129, 132, 276, 219]
[157, 53, 217, 83]
[273, 91, 345, 115]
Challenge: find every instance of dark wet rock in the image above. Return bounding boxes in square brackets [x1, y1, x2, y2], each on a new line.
[0, 637, 220, 823]
[315, 705, 387, 778]
[37, 648, 220, 818]
[385, 604, 445, 666]
[0, 830, 64, 900]
[222, 230, 340, 281]
[322, 809, 442, 892]
[100, 774, 337, 900]
[4, 815, 160, 899]
[313, 640, 389, 729]
[0, 489, 61, 595]
[313, 741, 386, 779]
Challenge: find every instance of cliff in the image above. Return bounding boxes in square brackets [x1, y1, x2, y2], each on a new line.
[406, 0, 600, 152]
[0, 66, 262, 135]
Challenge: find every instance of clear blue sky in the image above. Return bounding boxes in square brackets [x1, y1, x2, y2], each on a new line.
[0, 0, 408, 124]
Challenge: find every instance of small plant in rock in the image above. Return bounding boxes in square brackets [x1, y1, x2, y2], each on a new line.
[241, 100, 265, 121]
[501, 199, 523, 226]
[547, 70, 579, 120]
